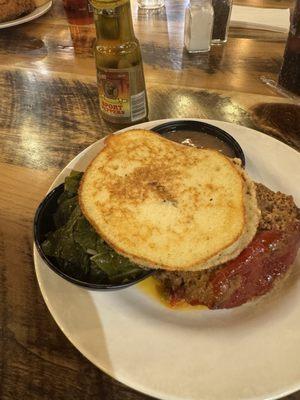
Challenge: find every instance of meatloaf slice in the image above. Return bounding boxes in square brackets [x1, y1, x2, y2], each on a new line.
[155, 183, 300, 308]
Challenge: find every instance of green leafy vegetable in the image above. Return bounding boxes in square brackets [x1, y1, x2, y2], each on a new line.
[91, 245, 143, 283]
[64, 170, 83, 196]
[42, 171, 147, 285]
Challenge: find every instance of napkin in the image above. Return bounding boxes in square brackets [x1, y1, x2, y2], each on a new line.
[230, 5, 290, 33]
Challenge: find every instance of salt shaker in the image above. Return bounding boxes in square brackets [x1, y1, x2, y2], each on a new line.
[184, 0, 214, 53]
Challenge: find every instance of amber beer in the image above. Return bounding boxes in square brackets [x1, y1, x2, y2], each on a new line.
[63, 0, 94, 24]
[90, 0, 148, 124]
[278, 0, 300, 95]
[63, 0, 95, 53]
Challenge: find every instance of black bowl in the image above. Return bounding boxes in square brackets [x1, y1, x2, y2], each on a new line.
[152, 120, 245, 167]
[34, 183, 154, 290]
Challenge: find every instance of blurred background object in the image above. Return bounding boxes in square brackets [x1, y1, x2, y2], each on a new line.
[250, 102, 300, 148]
[63, 0, 95, 54]
[278, 0, 300, 96]
[137, 0, 165, 10]
[230, 5, 289, 33]
[0, 0, 36, 23]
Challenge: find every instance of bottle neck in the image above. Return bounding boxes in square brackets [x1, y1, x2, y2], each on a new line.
[92, 0, 135, 42]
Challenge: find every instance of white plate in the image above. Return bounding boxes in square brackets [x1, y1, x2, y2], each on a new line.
[34, 119, 300, 400]
[0, 1, 52, 29]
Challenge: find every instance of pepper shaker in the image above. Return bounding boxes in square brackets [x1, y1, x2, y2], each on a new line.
[184, 0, 214, 53]
[211, 0, 233, 44]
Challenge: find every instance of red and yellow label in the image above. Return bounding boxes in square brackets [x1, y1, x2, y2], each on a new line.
[98, 69, 131, 118]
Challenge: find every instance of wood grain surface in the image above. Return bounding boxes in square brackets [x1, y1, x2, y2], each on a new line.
[0, 0, 299, 399]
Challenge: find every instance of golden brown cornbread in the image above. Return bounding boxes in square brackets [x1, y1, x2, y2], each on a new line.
[79, 129, 259, 271]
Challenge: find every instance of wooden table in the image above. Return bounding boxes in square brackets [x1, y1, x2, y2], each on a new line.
[1, 0, 299, 399]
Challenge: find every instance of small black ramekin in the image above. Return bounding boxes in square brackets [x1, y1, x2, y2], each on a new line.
[34, 184, 153, 290]
[152, 120, 245, 167]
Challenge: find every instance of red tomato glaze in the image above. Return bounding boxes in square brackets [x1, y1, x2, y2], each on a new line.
[210, 222, 300, 309]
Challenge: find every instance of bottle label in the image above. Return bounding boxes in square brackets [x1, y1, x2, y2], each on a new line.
[97, 66, 147, 121]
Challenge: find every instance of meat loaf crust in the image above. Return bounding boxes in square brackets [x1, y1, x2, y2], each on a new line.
[256, 183, 300, 231]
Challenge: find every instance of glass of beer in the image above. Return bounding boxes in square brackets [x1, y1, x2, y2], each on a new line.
[63, 0, 95, 54]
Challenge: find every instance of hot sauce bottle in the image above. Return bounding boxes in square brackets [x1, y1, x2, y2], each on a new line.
[90, 0, 148, 124]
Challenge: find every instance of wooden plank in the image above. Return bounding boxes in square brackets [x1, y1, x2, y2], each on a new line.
[0, 69, 298, 171]
[0, 0, 290, 95]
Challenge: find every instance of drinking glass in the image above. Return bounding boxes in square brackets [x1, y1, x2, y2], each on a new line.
[137, 0, 165, 10]
[63, 0, 95, 54]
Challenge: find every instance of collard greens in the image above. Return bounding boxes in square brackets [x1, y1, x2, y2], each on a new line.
[42, 171, 146, 284]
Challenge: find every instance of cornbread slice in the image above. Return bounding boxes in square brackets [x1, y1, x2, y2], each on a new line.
[79, 130, 259, 271]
